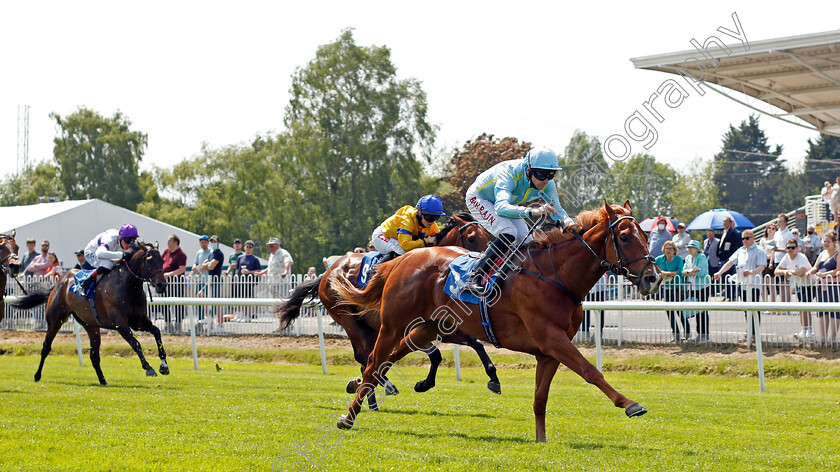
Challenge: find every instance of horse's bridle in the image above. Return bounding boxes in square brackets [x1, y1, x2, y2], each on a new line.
[122, 245, 164, 283]
[571, 215, 656, 282]
[456, 221, 480, 248]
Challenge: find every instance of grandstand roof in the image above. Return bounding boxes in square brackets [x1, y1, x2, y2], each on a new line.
[0, 199, 267, 267]
[631, 30, 840, 137]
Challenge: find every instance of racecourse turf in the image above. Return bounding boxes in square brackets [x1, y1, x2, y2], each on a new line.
[0, 353, 838, 471]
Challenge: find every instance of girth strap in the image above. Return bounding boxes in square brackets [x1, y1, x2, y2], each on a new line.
[479, 296, 503, 348]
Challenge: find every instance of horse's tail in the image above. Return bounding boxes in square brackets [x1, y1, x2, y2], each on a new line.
[330, 260, 398, 313]
[9, 287, 52, 310]
[276, 275, 322, 330]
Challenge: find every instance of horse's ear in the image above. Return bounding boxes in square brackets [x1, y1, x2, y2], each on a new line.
[623, 200, 633, 214]
[604, 200, 617, 220]
[10, 229, 15, 239]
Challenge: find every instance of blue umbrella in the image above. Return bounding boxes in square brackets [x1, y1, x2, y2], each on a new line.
[686, 209, 754, 231]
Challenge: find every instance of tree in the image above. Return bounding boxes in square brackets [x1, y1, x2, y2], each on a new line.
[0, 162, 64, 206]
[670, 158, 720, 224]
[51, 107, 147, 210]
[803, 133, 840, 192]
[556, 130, 608, 215]
[443, 133, 532, 213]
[283, 29, 437, 269]
[712, 114, 787, 222]
[603, 154, 678, 220]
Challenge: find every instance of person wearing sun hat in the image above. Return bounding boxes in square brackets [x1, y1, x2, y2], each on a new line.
[683, 239, 711, 343]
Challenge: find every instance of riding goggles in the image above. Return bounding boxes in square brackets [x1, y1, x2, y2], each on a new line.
[531, 168, 556, 181]
[421, 213, 441, 223]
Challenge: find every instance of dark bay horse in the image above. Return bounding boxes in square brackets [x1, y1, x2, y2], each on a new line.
[331, 202, 662, 441]
[11, 243, 168, 385]
[0, 232, 21, 323]
[278, 213, 501, 409]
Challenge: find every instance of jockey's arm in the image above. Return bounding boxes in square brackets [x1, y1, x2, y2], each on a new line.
[492, 172, 533, 219]
[95, 245, 124, 262]
[396, 229, 427, 252]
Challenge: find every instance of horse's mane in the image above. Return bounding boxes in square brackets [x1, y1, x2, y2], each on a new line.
[538, 205, 627, 247]
[435, 212, 476, 244]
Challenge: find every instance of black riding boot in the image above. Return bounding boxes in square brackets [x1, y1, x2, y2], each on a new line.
[367, 251, 399, 280]
[80, 266, 110, 293]
[462, 233, 515, 295]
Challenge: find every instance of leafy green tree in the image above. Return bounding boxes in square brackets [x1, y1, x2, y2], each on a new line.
[603, 154, 678, 220]
[712, 114, 787, 222]
[556, 130, 608, 215]
[803, 133, 840, 192]
[51, 107, 147, 210]
[283, 29, 437, 268]
[442, 133, 532, 213]
[0, 162, 65, 206]
[670, 158, 720, 224]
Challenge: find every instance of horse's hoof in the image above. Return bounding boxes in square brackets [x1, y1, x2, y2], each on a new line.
[626, 403, 647, 418]
[487, 381, 502, 395]
[337, 414, 353, 430]
[100, 380, 108, 386]
[368, 402, 379, 411]
[346, 378, 360, 394]
[414, 380, 433, 393]
[160, 363, 170, 375]
[145, 367, 158, 377]
[34, 374, 41, 382]
[384, 380, 399, 396]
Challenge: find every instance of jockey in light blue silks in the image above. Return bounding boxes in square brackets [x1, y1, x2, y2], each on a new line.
[462, 147, 579, 294]
[79, 224, 139, 292]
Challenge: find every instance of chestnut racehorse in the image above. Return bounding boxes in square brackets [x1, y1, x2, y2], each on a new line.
[278, 212, 501, 409]
[332, 202, 662, 441]
[11, 243, 169, 385]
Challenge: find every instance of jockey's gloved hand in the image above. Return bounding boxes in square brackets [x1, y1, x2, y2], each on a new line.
[424, 236, 436, 246]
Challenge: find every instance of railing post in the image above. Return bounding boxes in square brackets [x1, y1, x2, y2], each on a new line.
[316, 305, 328, 374]
[753, 308, 766, 392]
[188, 298, 199, 371]
[453, 345, 462, 381]
[617, 275, 624, 347]
[73, 317, 84, 366]
[594, 309, 602, 372]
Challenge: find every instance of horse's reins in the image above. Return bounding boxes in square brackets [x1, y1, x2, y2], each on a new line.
[0, 247, 27, 295]
[121, 245, 163, 302]
[456, 221, 480, 247]
[570, 215, 656, 280]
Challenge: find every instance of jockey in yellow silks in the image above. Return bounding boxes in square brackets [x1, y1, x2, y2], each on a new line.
[370, 195, 445, 265]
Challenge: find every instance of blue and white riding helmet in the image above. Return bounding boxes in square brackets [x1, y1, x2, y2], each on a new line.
[525, 147, 562, 171]
[416, 195, 446, 216]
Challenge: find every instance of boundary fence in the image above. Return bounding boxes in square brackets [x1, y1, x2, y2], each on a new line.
[5, 273, 840, 392]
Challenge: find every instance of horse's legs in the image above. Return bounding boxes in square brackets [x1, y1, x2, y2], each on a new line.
[140, 318, 169, 375]
[34, 307, 63, 382]
[115, 325, 157, 377]
[454, 332, 501, 394]
[533, 354, 560, 442]
[382, 323, 441, 393]
[83, 323, 107, 385]
[338, 322, 439, 429]
[541, 322, 644, 415]
[413, 344, 441, 393]
[337, 314, 383, 410]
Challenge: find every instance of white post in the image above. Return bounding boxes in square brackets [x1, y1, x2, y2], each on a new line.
[752, 309, 766, 392]
[617, 275, 624, 347]
[188, 303, 198, 371]
[595, 309, 602, 372]
[73, 318, 84, 366]
[316, 305, 328, 374]
[453, 345, 462, 381]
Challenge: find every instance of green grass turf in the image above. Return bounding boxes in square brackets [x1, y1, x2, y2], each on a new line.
[1, 354, 838, 471]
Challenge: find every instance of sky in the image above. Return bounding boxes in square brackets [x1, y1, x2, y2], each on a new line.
[2, 1, 839, 181]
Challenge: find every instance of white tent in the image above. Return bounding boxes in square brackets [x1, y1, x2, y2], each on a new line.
[0, 199, 266, 268]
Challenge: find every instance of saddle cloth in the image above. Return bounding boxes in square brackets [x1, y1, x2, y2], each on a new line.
[356, 251, 384, 288]
[444, 253, 501, 305]
[70, 270, 96, 299]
